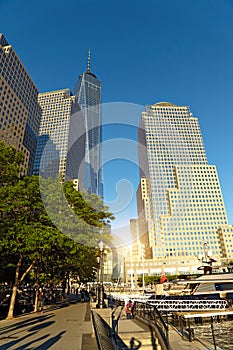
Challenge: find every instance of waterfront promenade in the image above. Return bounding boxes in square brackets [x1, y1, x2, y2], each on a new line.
[0, 301, 223, 349]
[0, 302, 98, 350]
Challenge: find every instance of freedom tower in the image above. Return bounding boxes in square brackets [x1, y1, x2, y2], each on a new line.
[74, 50, 103, 197]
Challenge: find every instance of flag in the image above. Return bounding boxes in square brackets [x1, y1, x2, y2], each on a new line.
[160, 274, 167, 283]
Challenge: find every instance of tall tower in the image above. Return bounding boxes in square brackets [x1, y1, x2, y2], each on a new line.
[137, 102, 232, 264]
[33, 88, 85, 184]
[74, 50, 103, 197]
[0, 33, 41, 175]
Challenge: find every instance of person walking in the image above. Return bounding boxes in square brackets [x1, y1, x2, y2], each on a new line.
[37, 288, 44, 313]
[80, 289, 85, 303]
[125, 300, 133, 319]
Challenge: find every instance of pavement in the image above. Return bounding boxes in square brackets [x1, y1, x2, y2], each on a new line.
[0, 301, 222, 350]
[0, 302, 98, 350]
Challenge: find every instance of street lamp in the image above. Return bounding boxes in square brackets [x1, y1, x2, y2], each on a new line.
[95, 256, 100, 303]
[141, 243, 145, 291]
[130, 245, 135, 290]
[96, 241, 106, 308]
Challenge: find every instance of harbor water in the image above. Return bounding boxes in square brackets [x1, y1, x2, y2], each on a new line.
[194, 320, 233, 350]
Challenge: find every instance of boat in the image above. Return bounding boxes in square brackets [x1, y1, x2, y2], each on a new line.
[153, 273, 233, 303]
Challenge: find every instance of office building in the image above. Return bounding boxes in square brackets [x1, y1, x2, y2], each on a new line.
[218, 226, 233, 261]
[74, 50, 103, 196]
[0, 33, 41, 175]
[33, 88, 85, 183]
[137, 102, 232, 268]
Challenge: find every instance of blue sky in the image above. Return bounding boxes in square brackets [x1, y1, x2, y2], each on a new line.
[1, 0, 233, 244]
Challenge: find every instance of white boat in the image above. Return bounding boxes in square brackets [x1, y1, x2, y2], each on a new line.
[161, 273, 233, 302]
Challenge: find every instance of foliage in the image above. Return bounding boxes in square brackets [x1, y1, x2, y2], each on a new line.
[0, 141, 24, 186]
[39, 177, 114, 246]
[0, 142, 114, 317]
[137, 275, 160, 286]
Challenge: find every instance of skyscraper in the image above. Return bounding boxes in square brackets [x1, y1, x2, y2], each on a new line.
[74, 50, 103, 197]
[33, 88, 85, 184]
[137, 102, 233, 264]
[0, 33, 41, 175]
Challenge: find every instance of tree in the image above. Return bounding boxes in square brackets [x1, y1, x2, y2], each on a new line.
[39, 177, 114, 246]
[0, 175, 59, 317]
[0, 141, 24, 186]
[0, 142, 114, 318]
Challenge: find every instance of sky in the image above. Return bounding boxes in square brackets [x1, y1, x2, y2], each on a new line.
[1, 0, 233, 245]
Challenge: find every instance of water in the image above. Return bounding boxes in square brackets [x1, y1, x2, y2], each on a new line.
[193, 320, 233, 350]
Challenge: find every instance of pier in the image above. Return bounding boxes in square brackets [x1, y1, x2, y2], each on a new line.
[92, 303, 224, 349]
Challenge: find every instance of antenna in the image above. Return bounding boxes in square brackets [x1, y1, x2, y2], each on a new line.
[87, 48, 91, 73]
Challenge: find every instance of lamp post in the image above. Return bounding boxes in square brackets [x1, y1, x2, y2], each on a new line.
[130, 245, 135, 290]
[141, 243, 145, 291]
[96, 241, 106, 308]
[95, 256, 100, 303]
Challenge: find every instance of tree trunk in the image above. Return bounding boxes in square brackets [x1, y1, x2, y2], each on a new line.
[6, 255, 22, 319]
[6, 256, 35, 319]
[34, 289, 39, 312]
[33, 267, 40, 312]
[6, 285, 18, 319]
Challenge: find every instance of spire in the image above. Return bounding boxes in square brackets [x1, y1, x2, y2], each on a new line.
[85, 49, 97, 78]
[87, 48, 91, 73]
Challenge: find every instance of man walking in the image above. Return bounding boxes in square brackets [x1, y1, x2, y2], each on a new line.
[37, 288, 44, 313]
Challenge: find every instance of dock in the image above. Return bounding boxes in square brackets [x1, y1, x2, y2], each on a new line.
[92, 302, 224, 350]
[175, 309, 233, 319]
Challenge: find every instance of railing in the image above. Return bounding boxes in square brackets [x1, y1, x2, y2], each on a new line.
[110, 293, 229, 311]
[108, 294, 230, 348]
[92, 307, 129, 350]
[133, 301, 170, 350]
[147, 298, 228, 311]
[92, 310, 118, 350]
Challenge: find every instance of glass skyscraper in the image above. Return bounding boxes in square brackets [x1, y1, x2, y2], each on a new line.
[33, 88, 85, 184]
[74, 50, 103, 197]
[0, 33, 41, 175]
[137, 102, 233, 264]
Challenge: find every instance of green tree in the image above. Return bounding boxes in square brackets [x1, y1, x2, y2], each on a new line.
[0, 141, 24, 185]
[0, 142, 114, 318]
[0, 175, 58, 317]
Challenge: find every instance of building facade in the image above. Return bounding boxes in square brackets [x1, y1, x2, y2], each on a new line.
[136, 102, 232, 269]
[33, 88, 85, 184]
[0, 33, 41, 175]
[218, 225, 233, 261]
[74, 50, 103, 197]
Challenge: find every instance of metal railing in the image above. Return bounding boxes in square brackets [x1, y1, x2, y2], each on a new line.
[147, 298, 228, 311]
[92, 310, 118, 350]
[133, 301, 170, 349]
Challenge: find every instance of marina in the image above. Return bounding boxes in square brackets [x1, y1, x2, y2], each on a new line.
[107, 273, 233, 349]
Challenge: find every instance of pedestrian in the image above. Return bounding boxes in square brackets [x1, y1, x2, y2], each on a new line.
[37, 288, 44, 313]
[48, 288, 53, 304]
[80, 289, 85, 303]
[125, 300, 133, 319]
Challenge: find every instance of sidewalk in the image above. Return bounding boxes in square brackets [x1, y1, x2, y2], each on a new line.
[0, 301, 222, 350]
[0, 302, 98, 350]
